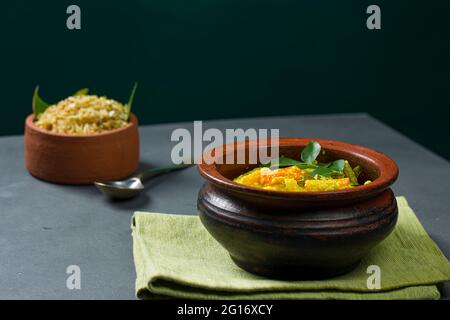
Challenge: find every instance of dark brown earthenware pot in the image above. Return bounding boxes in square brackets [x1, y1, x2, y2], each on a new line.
[197, 138, 399, 279]
[24, 113, 139, 184]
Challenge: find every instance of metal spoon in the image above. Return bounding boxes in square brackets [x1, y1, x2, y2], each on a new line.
[94, 163, 192, 200]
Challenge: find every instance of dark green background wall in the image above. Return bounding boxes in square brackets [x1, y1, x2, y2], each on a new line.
[1, 1, 449, 159]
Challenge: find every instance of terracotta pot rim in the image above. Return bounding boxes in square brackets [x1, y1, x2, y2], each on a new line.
[25, 113, 138, 138]
[197, 138, 399, 201]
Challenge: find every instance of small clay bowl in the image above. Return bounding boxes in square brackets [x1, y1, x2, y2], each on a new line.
[197, 138, 399, 279]
[24, 113, 139, 184]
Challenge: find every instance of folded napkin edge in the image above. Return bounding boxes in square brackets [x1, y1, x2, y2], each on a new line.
[132, 195, 450, 300]
[138, 283, 441, 300]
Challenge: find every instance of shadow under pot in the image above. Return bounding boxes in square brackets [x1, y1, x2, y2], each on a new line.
[197, 138, 399, 280]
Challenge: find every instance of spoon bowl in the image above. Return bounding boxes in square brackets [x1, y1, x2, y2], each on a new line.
[95, 178, 145, 200]
[95, 163, 192, 200]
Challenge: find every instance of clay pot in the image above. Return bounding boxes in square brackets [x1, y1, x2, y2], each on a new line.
[197, 138, 399, 279]
[24, 113, 139, 184]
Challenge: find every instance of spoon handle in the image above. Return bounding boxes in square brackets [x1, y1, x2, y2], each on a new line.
[137, 163, 193, 181]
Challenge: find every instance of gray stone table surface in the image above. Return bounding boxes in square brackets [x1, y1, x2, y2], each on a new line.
[0, 113, 449, 299]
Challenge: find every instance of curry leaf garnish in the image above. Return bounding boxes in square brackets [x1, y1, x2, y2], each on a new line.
[262, 155, 302, 168]
[310, 159, 345, 177]
[328, 159, 345, 171]
[73, 88, 89, 96]
[261, 141, 346, 177]
[262, 156, 319, 170]
[32, 86, 50, 118]
[125, 82, 138, 119]
[301, 141, 321, 164]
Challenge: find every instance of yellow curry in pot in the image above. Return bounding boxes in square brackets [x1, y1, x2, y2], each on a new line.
[234, 141, 371, 192]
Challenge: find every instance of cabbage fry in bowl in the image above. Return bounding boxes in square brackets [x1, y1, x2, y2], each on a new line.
[234, 141, 371, 192]
[35, 95, 129, 134]
[32, 84, 137, 135]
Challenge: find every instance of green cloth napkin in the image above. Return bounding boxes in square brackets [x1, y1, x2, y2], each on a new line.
[132, 197, 450, 300]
